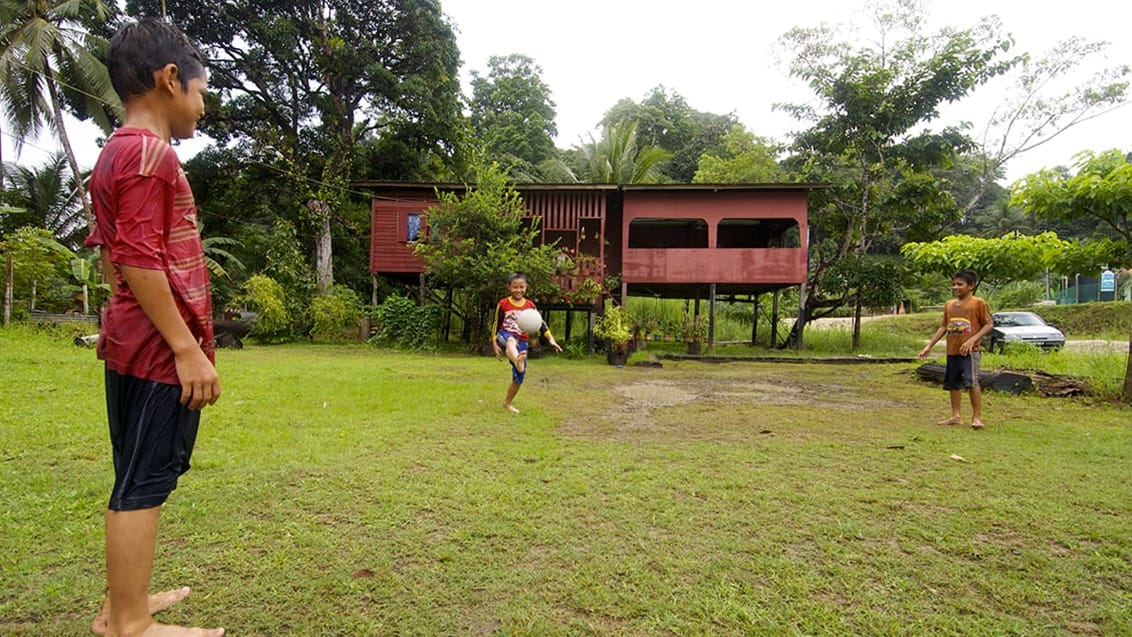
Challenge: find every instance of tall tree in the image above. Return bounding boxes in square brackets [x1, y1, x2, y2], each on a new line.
[961, 37, 1129, 213]
[0, 0, 121, 226]
[469, 54, 557, 178]
[603, 86, 737, 183]
[130, 0, 465, 294]
[776, 0, 1013, 346]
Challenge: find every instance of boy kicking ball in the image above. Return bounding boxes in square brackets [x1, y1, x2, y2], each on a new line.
[492, 272, 561, 413]
[919, 270, 993, 429]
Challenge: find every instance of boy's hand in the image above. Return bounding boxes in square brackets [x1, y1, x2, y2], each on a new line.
[549, 340, 562, 353]
[917, 346, 931, 360]
[492, 343, 502, 360]
[175, 347, 221, 410]
[958, 339, 976, 356]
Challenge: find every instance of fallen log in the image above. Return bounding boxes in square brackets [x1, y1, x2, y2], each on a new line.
[1031, 371, 1092, 397]
[915, 363, 1032, 394]
[916, 364, 1092, 397]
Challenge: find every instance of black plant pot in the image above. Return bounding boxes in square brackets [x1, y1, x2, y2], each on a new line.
[606, 348, 630, 366]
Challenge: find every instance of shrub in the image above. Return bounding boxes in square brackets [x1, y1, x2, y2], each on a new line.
[240, 274, 293, 343]
[310, 285, 363, 341]
[372, 294, 440, 350]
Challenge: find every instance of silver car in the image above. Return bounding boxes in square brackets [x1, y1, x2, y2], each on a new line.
[987, 311, 1066, 351]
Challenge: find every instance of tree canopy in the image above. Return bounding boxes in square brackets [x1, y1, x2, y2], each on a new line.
[469, 54, 557, 178]
[603, 86, 737, 183]
[1012, 149, 1132, 263]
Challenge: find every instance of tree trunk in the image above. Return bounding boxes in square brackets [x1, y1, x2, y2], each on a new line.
[851, 295, 862, 350]
[43, 61, 95, 231]
[30, 278, 37, 311]
[1124, 329, 1132, 402]
[4, 251, 12, 326]
[793, 278, 809, 350]
[308, 198, 333, 295]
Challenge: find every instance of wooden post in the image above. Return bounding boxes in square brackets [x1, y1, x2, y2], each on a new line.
[795, 279, 807, 351]
[751, 294, 758, 346]
[771, 289, 780, 347]
[565, 308, 573, 341]
[708, 283, 716, 351]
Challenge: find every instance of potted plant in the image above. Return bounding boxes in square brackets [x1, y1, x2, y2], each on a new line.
[683, 314, 708, 355]
[594, 305, 633, 366]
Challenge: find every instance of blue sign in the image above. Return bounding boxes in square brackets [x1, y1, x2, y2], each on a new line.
[1100, 270, 1116, 292]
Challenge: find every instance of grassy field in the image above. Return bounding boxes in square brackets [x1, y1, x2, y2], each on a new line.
[1, 325, 1130, 636]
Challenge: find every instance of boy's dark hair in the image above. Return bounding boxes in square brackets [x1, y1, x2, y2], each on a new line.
[953, 270, 978, 287]
[506, 272, 529, 285]
[108, 18, 206, 101]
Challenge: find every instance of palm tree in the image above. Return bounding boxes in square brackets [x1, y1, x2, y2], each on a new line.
[970, 200, 1030, 238]
[0, 0, 122, 228]
[576, 120, 671, 184]
[3, 153, 86, 248]
[542, 120, 672, 184]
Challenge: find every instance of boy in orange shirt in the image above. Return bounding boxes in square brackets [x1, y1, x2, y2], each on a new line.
[919, 270, 994, 429]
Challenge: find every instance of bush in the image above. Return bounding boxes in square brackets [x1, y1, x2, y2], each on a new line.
[310, 285, 363, 341]
[240, 274, 293, 343]
[371, 294, 440, 350]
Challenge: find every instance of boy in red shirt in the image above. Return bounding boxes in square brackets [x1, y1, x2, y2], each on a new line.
[919, 270, 994, 429]
[84, 18, 224, 637]
[492, 272, 561, 413]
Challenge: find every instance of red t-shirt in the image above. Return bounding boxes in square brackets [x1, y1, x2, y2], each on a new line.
[84, 128, 214, 385]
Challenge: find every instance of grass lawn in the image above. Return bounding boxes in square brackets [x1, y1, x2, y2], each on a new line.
[1, 326, 1130, 636]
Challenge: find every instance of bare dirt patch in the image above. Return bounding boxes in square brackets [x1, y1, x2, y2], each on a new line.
[559, 370, 915, 443]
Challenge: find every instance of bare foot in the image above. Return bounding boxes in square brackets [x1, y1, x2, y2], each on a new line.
[130, 622, 224, 637]
[970, 419, 985, 429]
[515, 352, 527, 374]
[504, 404, 520, 414]
[93, 588, 191, 635]
[935, 417, 962, 426]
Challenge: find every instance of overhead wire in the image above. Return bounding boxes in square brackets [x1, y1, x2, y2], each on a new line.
[4, 57, 412, 203]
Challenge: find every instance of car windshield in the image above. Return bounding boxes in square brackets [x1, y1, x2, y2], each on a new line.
[997, 313, 1045, 327]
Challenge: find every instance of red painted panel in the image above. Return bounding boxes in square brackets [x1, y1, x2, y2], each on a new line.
[620, 190, 808, 285]
[622, 248, 806, 284]
[370, 200, 429, 273]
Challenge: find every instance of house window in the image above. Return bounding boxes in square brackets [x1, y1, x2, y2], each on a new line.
[628, 218, 708, 248]
[406, 213, 422, 242]
[717, 218, 800, 248]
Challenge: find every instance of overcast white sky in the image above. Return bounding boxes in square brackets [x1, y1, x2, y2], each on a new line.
[3, 0, 1128, 184]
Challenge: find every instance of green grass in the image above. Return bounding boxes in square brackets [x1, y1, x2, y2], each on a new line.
[2, 325, 1131, 635]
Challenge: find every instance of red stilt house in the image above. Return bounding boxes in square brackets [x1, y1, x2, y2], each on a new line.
[358, 181, 818, 343]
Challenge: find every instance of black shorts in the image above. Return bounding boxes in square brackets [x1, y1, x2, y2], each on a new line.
[943, 353, 981, 391]
[104, 368, 200, 511]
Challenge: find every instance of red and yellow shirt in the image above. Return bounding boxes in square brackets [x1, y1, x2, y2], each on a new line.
[494, 296, 536, 342]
